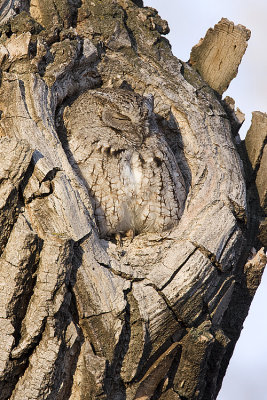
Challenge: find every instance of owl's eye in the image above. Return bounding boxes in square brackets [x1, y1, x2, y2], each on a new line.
[102, 108, 133, 131]
[102, 108, 131, 123]
[110, 111, 131, 121]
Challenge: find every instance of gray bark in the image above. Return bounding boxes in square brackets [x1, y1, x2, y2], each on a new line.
[0, 1, 266, 399]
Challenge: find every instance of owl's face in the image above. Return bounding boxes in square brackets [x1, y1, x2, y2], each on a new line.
[95, 89, 155, 147]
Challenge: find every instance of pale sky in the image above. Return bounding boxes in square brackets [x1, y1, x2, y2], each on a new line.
[143, 1, 267, 399]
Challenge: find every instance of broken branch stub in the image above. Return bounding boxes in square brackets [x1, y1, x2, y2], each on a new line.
[190, 18, 251, 94]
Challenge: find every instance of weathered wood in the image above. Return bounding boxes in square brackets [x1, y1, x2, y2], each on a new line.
[0, 1, 265, 400]
[190, 18, 251, 94]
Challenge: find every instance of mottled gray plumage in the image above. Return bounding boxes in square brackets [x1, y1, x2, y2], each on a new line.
[63, 89, 186, 238]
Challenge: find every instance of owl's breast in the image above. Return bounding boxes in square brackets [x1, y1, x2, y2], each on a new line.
[121, 151, 143, 195]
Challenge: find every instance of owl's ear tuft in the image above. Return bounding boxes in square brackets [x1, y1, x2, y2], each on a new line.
[119, 80, 134, 91]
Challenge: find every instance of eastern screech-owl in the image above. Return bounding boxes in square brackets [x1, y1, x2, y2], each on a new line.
[63, 89, 186, 238]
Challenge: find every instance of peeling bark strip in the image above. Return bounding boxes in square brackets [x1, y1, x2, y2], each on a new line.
[245, 111, 267, 246]
[0, 1, 265, 400]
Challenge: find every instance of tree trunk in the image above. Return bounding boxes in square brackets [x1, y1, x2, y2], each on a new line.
[0, 1, 266, 399]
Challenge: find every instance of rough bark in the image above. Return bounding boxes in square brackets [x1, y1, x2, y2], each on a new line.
[0, 1, 265, 400]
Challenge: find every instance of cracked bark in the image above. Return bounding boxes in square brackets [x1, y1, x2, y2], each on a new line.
[0, 1, 266, 400]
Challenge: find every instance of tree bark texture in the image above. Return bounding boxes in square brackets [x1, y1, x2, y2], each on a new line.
[0, 1, 266, 399]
